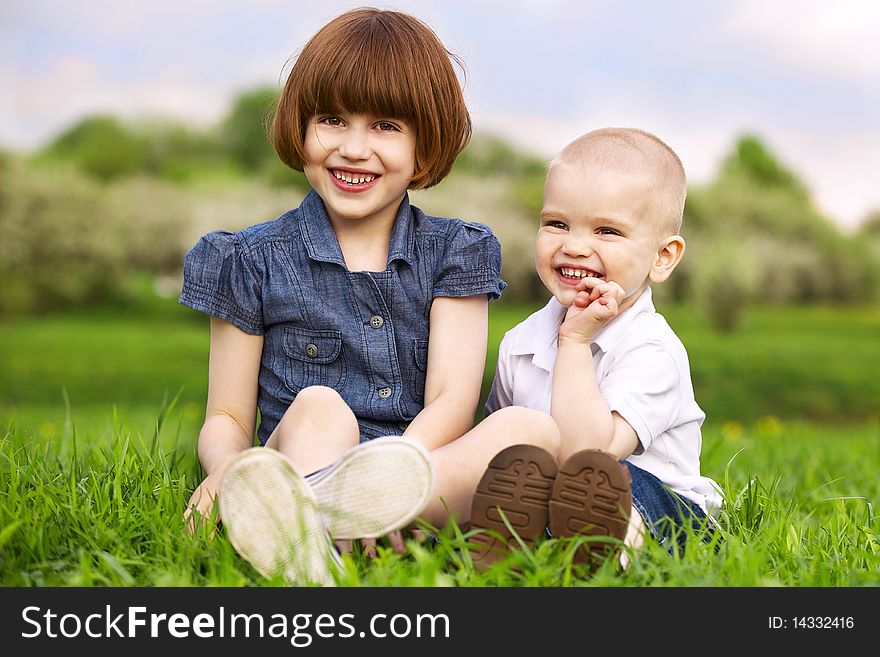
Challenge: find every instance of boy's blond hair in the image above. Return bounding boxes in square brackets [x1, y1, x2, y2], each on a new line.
[550, 128, 687, 235]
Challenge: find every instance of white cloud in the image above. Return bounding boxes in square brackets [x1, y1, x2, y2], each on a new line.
[727, 0, 880, 81]
[2, 54, 229, 148]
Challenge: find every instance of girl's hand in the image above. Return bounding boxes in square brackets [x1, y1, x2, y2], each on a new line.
[184, 470, 224, 534]
[335, 529, 417, 558]
[559, 277, 624, 343]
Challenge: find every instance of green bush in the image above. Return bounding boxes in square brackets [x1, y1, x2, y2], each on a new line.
[40, 116, 148, 181]
[688, 239, 758, 332]
[0, 157, 192, 315]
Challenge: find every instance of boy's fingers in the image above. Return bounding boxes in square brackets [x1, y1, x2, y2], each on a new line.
[575, 275, 602, 292]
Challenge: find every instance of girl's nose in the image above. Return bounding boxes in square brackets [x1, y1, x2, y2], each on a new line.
[338, 126, 370, 161]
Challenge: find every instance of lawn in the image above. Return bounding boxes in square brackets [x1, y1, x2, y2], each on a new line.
[1, 300, 878, 586]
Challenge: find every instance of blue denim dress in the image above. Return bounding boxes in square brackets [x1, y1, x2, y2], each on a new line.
[179, 189, 505, 445]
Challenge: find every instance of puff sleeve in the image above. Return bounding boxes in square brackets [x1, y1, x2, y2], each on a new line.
[178, 230, 265, 335]
[433, 221, 506, 300]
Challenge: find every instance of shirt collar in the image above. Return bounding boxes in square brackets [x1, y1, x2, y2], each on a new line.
[592, 286, 655, 354]
[509, 287, 656, 372]
[299, 189, 416, 267]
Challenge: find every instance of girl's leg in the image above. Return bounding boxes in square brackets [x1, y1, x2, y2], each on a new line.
[420, 406, 561, 527]
[265, 386, 360, 475]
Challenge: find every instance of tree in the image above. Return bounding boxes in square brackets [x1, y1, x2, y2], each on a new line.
[42, 116, 147, 181]
[219, 86, 279, 173]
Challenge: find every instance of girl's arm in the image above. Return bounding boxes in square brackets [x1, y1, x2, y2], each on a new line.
[185, 317, 263, 527]
[403, 295, 488, 450]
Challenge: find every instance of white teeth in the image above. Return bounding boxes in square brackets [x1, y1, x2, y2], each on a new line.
[333, 171, 375, 184]
[560, 267, 602, 279]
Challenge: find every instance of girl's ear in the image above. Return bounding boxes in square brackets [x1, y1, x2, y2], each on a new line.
[649, 235, 686, 283]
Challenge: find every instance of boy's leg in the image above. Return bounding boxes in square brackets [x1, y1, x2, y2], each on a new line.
[619, 507, 646, 570]
[623, 460, 713, 559]
[419, 407, 561, 527]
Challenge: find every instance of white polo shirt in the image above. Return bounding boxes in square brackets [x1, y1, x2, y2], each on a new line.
[485, 287, 722, 514]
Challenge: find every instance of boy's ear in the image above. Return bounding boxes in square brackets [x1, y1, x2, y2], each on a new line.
[649, 235, 686, 283]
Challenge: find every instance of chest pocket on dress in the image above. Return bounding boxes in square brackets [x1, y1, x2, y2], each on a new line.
[410, 338, 429, 405]
[283, 327, 346, 393]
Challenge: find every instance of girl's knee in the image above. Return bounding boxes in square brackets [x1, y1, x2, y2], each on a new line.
[294, 385, 345, 407]
[279, 386, 353, 427]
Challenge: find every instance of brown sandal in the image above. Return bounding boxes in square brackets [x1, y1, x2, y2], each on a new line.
[468, 444, 558, 571]
[549, 449, 632, 567]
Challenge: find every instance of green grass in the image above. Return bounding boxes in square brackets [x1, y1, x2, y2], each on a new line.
[1, 416, 877, 586]
[1, 300, 879, 586]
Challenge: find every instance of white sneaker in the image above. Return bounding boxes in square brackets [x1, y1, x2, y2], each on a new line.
[219, 448, 341, 586]
[307, 436, 434, 540]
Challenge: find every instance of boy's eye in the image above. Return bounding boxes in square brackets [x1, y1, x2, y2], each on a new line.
[597, 227, 621, 236]
[545, 220, 567, 230]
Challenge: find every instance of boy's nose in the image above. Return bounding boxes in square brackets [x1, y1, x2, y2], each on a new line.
[338, 128, 370, 160]
[561, 234, 594, 257]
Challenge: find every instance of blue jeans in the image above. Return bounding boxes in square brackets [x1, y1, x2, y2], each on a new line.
[624, 461, 715, 554]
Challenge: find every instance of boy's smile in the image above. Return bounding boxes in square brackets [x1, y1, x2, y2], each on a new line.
[556, 266, 604, 285]
[535, 160, 681, 314]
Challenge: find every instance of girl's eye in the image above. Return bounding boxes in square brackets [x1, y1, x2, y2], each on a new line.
[319, 116, 343, 126]
[376, 121, 400, 132]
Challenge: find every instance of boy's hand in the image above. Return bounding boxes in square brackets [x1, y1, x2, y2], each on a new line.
[559, 277, 624, 343]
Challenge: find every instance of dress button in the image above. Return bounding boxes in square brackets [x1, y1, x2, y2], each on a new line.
[305, 343, 318, 358]
[370, 315, 384, 329]
[378, 387, 392, 399]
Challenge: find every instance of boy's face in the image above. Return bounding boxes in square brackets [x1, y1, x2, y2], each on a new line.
[303, 112, 416, 229]
[535, 160, 677, 313]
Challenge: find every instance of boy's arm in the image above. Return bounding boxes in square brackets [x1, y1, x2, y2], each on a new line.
[403, 295, 488, 450]
[552, 337, 640, 462]
[552, 279, 639, 462]
[185, 317, 262, 529]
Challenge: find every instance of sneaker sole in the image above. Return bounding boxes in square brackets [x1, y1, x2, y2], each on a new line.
[468, 444, 558, 570]
[308, 436, 434, 540]
[549, 449, 632, 566]
[219, 448, 340, 586]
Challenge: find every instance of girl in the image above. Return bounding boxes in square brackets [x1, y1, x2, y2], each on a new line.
[181, 8, 559, 585]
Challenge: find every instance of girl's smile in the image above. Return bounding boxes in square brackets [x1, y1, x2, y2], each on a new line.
[303, 113, 416, 229]
[328, 167, 381, 193]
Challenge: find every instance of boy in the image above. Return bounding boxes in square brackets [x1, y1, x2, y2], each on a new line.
[470, 128, 722, 569]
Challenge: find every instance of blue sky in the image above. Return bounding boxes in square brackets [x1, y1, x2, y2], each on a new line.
[2, 0, 878, 229]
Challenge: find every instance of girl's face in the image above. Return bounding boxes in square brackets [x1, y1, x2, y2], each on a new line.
[303, 112, 416, 228]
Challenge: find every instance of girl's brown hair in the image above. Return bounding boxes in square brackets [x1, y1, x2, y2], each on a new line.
[271, 8, 472, 189]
